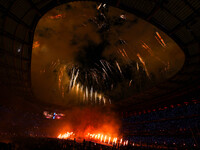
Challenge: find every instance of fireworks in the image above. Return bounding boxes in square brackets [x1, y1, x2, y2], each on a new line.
[58, 132, 74, 139]
[97, 3, 102, 10]
[115, 61, 122, 75]
[87, 132, 123, 145]
[137, 53, 150, 79]
[141, 41, 153, 56]
[129, 80, 132, 87]
[155, 31, 166, 48]
[141, 41, 167, 66]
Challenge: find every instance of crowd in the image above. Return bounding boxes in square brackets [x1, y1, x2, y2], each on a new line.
[122, 101, 200, 148]
[0, 137, 176, 150]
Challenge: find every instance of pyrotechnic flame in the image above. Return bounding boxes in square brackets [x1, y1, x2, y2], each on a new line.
[108, 137, 111, 144]
[104, 135, 107, 142]
[58, 132, 74, 139]
[120, 138, 122, 144]
[87, 133, 120, 145]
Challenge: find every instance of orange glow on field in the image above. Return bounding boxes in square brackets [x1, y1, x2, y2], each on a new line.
[57, 131, 126, 145]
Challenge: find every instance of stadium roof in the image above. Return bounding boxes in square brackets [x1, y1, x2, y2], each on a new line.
[0, 0, 199, 111]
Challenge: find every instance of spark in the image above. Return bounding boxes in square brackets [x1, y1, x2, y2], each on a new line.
[100, 60, 108, 71]
[86, 87, 88, 101]
[80, 85, 83, 93]
[58, 132, 73, 139]
[104, 60, 112, 72]
[108, 137, 111, 144]
[141, 41, 153, 56]
[141, 41, 166, 65]
[120, 14, 126, 19]
[102, 68, 109, 77]
[100, 134, 103, 142]
[76, 83, 79, 94]
[97, 3, 102, 10]
[95, 91, 97, 103]
[103, 97, 106, 105]
[129, 80, 132, 87]
[115, 61, 122, 74]
[83, 93, 86, 101]
[137, 53, 150, 79]
[136, 62, 139, 71]
[104, 135, 107, 143]
[69, 68, 75, 90]
[32, 41, 40, 49]
[122, 49, 128, 58]
[98, 94, 102, 103]
[90, 87, 93, 100]
[155, 31, 166, 47]
[118, 49, 125, 57]
[120, 138, 123, 144]
[72, 69, 79, 88]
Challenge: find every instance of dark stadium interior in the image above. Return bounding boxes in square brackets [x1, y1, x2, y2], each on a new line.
[0, 0, 200, 150]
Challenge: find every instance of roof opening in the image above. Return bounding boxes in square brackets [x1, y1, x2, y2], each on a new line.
[31, 2, 185, 107]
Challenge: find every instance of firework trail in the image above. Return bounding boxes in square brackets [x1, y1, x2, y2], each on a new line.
[141, 41, 167, 66]
[137, 53, 150, 79]
[115, 61, 123, 75]
[95, 91, 97, 103]
[100, 60, 108, 72]
[102, 68, 109, 78]
[72, 69, 79, 89]
[129, 80, 132, 87]
[86, 86, 89, 101]
[69, 68, 75, 90]
[104, 60, 112, 73]
[136, 62, 139, 71]
[90, 87, 93, 100]
[155, 31, 166, 48]
[97, 3, 102, 10]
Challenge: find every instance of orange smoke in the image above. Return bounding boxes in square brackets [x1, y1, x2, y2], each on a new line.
[55, 107, 121, 142]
